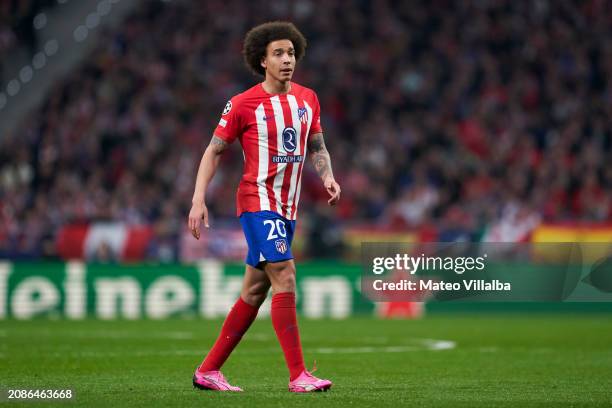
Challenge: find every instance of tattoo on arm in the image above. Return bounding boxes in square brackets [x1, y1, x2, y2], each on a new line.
[209, 135, 229, 154]
[307, 133, 334, 181]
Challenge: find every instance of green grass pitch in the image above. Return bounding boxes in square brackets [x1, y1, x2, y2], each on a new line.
[2, 315, 612, 407]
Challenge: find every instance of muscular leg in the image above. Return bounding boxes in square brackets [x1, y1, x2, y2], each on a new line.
[197, 264, 270, 373]
[265, 259, 296, 294]
[265, 259, 305, 380]
[241, 265, 271, 306]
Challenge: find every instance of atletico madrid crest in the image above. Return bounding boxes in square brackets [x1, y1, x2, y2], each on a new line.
[275, 239, 288, 254]
[298, 107, 308, 124]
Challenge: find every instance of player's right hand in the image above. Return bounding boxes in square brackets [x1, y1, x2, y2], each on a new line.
[188, 202, 209, 240]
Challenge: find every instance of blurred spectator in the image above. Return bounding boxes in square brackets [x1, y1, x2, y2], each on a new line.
[89, 241, 117, 264]
[305, 203, 345, 259]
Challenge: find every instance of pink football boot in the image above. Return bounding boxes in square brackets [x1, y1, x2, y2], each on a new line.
[193, 369, 243, 392]
[288, 369, 333, 393]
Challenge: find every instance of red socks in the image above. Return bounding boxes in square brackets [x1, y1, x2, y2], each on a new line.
[198, 297, 259, 373]
[198, 292, 305, 381]
[271, 292, 305, 381]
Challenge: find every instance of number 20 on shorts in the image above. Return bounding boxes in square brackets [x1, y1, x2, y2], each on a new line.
[263, 219, 287, 240]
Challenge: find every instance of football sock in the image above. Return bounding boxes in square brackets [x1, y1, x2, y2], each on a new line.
[271, 292, 305, 381]
[198, 297, 259, 373]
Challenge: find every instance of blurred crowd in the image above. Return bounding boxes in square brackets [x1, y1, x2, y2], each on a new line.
[0, 0, 610, 259]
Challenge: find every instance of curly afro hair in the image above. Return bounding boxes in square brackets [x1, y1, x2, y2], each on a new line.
[243, 21, 307, 76]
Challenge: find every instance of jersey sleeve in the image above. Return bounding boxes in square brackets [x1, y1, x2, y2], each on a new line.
[309, 92, 323, 136]
[213, 96, 243, 143]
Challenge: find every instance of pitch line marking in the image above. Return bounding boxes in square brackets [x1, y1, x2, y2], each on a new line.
[314, 339, 456, 354]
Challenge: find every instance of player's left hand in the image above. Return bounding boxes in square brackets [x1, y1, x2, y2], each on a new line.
[324, 177, 341, 206]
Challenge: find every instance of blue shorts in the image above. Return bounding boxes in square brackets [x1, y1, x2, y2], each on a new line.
[239, 210, 296, 269]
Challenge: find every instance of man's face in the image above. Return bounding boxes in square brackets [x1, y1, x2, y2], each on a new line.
[261, 39, 295, 83]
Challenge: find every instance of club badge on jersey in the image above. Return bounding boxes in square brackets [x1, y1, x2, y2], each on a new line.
[298, 107, 308, 124]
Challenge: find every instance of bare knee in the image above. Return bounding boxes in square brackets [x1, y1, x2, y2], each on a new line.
[266, 262, 296, 293]
[241, 281, 270, 307]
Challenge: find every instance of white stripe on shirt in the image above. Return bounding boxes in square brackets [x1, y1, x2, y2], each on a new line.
[255, 103, 270, 211]
[293, 100, 314, 218]
[270, 96, 286, 215]
[286, 95, 302, 219]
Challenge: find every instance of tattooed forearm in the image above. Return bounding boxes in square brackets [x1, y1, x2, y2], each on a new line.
[308, 133, 334, 181]
[313, 156, 331, 179]
[308, 133, 325, 153]
[209, 135, 229, 154]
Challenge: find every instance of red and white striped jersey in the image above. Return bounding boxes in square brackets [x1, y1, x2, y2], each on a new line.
[213, 82, 322, 220]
